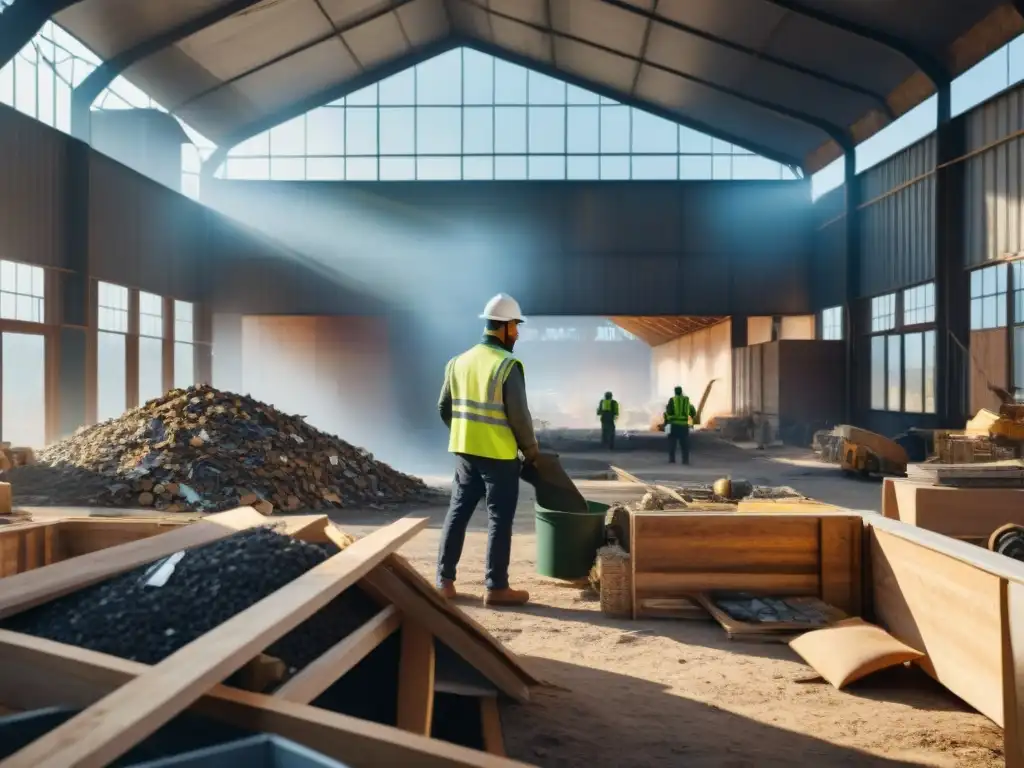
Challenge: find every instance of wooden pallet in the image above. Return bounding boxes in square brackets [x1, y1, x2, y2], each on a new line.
[0, 510, 538, 767]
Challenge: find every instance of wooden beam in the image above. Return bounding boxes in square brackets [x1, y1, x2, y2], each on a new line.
[0, 506, 268, 620]
[0, 631, 530, 768]
[361, 566, 531, 703]
[0, 516, 428, 768]
[397, 622, 436, 735]
[480, 698, 506, 757]
[275, 605, 402, 704]
[1002, 579, 1024, 768]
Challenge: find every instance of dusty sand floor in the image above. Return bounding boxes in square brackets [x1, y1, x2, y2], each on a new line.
[337, 435, 1003, 768]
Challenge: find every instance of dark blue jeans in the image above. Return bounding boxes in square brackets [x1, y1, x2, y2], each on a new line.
[436, 453, 520, 591]
[668, 424, 690, 464]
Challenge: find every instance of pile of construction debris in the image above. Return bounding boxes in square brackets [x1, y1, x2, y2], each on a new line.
[3, 385, 432, 513]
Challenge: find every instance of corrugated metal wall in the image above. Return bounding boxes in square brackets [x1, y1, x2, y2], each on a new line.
[203, 179, 815, 317]
[965, 86, 1024, 265]
[0, 106, 67, 269]
[810, 185, 846, 310]
[858, 135, 937, 296]
[89, 154, 203, 300]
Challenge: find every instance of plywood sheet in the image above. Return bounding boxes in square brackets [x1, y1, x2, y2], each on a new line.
[871, 527, 1004, 724]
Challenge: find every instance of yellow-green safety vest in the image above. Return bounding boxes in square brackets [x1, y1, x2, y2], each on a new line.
[599, 400, 618, 416]
[447, 343, 522, 460]
[666, 395, 692, 426]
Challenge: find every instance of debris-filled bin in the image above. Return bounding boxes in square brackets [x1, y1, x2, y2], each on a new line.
[534, 500, 610, 580]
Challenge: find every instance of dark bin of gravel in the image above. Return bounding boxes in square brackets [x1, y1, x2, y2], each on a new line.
[0, 527, 381, 674]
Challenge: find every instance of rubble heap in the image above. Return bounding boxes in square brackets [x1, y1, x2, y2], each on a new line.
[4, 384, 430, 513]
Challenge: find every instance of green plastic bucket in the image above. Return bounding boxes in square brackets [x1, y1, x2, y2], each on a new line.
[534, 500, 610, 580]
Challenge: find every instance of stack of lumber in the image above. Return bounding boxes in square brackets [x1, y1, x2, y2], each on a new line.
[905, 460, 1024, 488]
[0, 509, 539, 767]
[2, 384, 432, 514]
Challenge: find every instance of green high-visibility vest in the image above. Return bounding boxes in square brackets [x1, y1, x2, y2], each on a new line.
[666, 395, 692, 426]
[447, 344, 522, 460]
[599, 399, 619, 416]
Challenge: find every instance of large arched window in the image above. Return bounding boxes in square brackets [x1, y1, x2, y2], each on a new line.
[221, 47, 798, 183]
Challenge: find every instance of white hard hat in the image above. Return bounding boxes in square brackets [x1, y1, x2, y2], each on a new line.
[480, 293, 526, 323]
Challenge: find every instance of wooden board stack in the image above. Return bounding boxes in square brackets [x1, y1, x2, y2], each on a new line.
[0, 509, 539, 767]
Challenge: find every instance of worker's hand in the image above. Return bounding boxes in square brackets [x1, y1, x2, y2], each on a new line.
[521, 444, 540, 465]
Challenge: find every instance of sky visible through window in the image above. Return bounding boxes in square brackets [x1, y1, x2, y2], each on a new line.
[2, 24, 1024, 197]
[222, 47, 798, 183]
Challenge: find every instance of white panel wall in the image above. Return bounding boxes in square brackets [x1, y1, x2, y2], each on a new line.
[651, 320, 733, 422]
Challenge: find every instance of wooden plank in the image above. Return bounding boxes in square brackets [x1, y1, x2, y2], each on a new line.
[57, 519, 187, 558]
[396, 621, 435, 735]
[0, 507, 268, 620]
[275, 604, 402, 704]
[870, 527, 1004, 724]
[362, 566, 532, 703]
[480, 698, 506, 757]
[630, 510, 638, 620]
[819, 516, 862, 615]
[632, 513, 820, 543]
[0, 630, 531, 768]
[0, 516, 428, 768]
[1002, 579, 1024, 768]
[634, 571, 818, 596]
[321, 524, 539, 700]
[881, 478, 899, 520]
[639, 536, 819, 573]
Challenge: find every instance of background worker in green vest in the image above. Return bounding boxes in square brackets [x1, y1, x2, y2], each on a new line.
[664, 385, 697, 465]
[435, 293, 537, 607]
[596, 391, 619, 450]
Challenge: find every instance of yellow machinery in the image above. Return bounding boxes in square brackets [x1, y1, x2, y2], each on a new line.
[833, 425, 908, 478]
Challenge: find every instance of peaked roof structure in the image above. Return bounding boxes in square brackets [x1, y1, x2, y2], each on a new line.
[53, 0, 1024, 173]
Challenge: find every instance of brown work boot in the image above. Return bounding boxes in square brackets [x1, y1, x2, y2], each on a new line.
[437, 580, 457, 600]
[484, 587, 530, 607]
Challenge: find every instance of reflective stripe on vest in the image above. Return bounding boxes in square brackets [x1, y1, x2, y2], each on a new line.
[667, 395, 691, 425]
[447, 344, 522, 460]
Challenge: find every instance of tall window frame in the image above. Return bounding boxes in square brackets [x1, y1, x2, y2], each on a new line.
[869, 283, 937, 414]
[221, 47, 800, 183]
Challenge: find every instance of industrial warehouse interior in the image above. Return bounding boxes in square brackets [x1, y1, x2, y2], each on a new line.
[6, 0, 1024, 766]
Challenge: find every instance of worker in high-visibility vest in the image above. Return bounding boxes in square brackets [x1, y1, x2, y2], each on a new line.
[664, 385, 698, 465]
[596, 391, 619, 450]
[435, 293, 536, 607]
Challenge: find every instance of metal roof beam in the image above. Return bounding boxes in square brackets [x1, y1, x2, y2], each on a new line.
[176, 0, 421, 115]
[598, 0, 894, 118]
[201, 32, 805, 179]
[70, 0, 266, 141]
[465, 0, 853, 150]
[0, 0, 81, 68]
[756, 0, 949, 85]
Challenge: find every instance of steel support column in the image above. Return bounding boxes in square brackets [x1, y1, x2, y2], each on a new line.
[57, 138, 93, 436]
[934, 85, 969, 427]
[843, 149, 861, 423]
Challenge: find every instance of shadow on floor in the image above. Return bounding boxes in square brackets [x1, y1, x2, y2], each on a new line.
[501, 655, 985, 768]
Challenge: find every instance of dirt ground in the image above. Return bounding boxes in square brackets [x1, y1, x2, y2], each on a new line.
[338, 434, 1003, 768]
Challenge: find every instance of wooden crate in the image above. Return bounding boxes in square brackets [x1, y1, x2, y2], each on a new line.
[628, 512, 863, 618]
[0, 511, 537, 767]
[0, 518, 190, 577]
[882, 477, 1024, 544]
